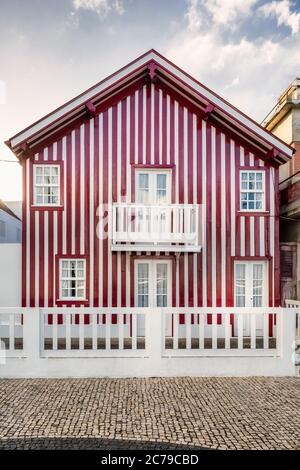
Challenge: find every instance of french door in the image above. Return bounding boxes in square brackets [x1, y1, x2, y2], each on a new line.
[135, 170, 171, 235]
[135, 259, 172, 335]
[135, 259, 172, 308]
[234, 261, 268, 335]
[135, 170, 171, 204]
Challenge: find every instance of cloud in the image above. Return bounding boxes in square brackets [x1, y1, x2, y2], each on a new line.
[185, 0, 202, 33]
[223, 76, 240, 91]
[165, 1, 300, 121]
[72, 0, 124, 17]
[259, 0, 300, 35]
[185, 0, 258, 31]
[203, 0, 258, 27]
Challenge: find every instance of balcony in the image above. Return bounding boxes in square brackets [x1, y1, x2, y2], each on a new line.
[112, 203, 201, 252]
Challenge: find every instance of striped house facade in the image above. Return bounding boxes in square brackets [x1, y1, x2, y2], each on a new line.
[7, 51, 293, 312]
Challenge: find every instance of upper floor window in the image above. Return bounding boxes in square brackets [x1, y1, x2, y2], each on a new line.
[136, 170, 171, 204]
[34, 164, 60, 206]
[240, 170, 265, 211]
[59, 259, 86, 300]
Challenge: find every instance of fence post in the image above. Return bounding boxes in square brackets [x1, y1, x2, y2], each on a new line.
[280, 307, 296, 372]
[23, 308, 40, 361]
[147, 308, 163, 365]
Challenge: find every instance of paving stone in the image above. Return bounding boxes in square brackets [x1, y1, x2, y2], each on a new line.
[0, 377, 299, 449]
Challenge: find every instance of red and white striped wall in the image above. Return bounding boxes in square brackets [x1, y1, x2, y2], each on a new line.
[21, 81, 280, 309]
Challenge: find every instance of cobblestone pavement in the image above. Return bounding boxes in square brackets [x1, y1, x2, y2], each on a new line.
[0, 377, 299, 450]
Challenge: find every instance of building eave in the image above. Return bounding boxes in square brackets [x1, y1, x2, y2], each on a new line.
[6, 49, 294, 164]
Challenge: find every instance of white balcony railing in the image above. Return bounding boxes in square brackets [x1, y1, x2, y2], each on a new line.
[112, 203, 201, 251]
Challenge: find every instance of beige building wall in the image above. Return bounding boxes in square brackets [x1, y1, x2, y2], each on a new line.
[263, 79, 300, 302]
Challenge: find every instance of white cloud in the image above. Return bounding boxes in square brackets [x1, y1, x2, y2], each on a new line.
[185, 0, 258, 31]
[165, 1, 300, 121]
[259, 0, 300, 35]
[224, 76, 240, 90]
[185, 0, 202, 33]
[204, 0, 258, 27]
[73, 0, 124, 17]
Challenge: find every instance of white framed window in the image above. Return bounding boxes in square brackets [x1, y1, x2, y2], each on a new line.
[240, 170, 265, 211]
[33, 164, 60, 206]
[59, 259, 86, 300]
[135, 170, 171, 204]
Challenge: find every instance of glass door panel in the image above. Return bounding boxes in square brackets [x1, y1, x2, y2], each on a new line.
[252, 264, 263, 307]
[136, 174, 150, 234]
[137, 263, 149, 307]
[235, 263, 246, 307]
[156, 263, 168, 307]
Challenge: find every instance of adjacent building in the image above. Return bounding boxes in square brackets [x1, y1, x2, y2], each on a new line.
[263, 79, 300, 303]
[0, 199, 21, 243]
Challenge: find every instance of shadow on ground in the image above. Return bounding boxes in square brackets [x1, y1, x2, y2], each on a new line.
[0, 437, 208, 450]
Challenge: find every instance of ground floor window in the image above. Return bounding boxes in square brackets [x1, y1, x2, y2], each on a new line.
[59, 258, 86, 300]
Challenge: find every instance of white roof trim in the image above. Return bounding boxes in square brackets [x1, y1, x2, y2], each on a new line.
[9, 51, 293, 158]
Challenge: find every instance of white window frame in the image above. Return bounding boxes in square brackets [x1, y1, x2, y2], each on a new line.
[59, 258, 86, 301]
[239, 170, 265, 212]
[33, 164, 61, 206]
[135, 169, 171, 204]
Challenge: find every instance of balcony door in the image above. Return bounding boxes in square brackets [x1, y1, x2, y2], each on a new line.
[135, 170, 171, 237]
[234, 261, 268, 335]
[136, 170, 171, 204]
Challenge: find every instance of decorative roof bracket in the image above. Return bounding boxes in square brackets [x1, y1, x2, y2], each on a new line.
[266, 148, 279, 161]
[148, 61, 157, 82]
[85, 101, 96, 118]
[19, 142, 31, 160]
[203, 103, 215, 121]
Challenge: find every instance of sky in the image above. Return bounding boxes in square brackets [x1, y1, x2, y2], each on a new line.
[1, 0, 300, 201]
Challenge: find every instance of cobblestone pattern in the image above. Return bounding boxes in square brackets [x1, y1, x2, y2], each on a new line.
[0, 377, 299, 450]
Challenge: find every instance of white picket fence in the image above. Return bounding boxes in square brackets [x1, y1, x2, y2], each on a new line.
[285, 299, 300, 340]
[0, 307, 298, 377]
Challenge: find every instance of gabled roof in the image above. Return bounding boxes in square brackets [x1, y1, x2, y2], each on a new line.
[6, 49, 294, 165]
[0, 199, 21, 221]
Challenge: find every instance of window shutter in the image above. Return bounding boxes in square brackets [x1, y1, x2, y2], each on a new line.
[280, 249, 294, 278]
